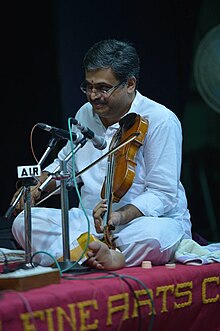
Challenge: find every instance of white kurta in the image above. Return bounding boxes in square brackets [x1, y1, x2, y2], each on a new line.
[12, 91, 192, 266]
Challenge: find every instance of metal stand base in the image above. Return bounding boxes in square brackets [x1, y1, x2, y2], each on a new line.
[56, 261, 90, 273]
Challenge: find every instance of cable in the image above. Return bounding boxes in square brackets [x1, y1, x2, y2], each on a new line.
[30, 251, 62, 276]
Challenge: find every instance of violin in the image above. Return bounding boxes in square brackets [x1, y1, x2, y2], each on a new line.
[101, 113, 149, 249]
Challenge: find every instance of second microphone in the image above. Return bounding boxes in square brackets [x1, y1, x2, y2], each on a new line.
[37, 122, 107, 150]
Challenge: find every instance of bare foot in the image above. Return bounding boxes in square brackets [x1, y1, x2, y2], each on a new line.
[86, 241, 125, 270]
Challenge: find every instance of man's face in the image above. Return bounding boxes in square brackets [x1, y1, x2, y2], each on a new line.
[83, 68, 136, 126]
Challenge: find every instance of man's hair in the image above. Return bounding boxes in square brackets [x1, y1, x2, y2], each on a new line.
[83, 39, 140, 86]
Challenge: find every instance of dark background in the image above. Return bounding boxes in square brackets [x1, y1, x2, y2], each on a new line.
[1, 0, 220, 242]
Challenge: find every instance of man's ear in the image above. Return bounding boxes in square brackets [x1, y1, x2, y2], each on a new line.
[127, 76, 136, 93]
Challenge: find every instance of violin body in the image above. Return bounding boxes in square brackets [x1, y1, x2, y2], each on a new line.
[101, 113, 149, 249]
[109, 113, 148, 202]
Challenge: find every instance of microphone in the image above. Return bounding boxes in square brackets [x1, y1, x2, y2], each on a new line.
[71, 118, 107, 150]
[37, 123, 84, 143]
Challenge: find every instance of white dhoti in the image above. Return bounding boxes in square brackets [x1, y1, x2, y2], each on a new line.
[12, 206, 187, 267]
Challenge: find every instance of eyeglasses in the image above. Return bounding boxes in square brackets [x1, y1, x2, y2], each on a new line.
[80, 80, 125, 97]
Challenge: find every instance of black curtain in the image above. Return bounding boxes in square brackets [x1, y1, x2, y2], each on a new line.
[2, 0, 219, 242]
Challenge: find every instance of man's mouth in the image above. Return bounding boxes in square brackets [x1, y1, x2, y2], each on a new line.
[92, 101, 106, 109]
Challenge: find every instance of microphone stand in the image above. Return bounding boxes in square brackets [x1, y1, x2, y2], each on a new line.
[22, 178, 37, 268]
[37, 138, 88, 272]
[57, 159, 88, 272]
[12, 137, 62, 269]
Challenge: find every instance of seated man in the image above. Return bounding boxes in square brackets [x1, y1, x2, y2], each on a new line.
[11, 39, 192, 270]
